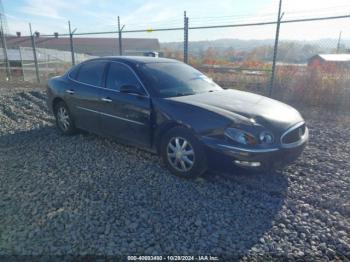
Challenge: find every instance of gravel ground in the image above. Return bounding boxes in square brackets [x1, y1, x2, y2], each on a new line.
[0, 83, 349, 260]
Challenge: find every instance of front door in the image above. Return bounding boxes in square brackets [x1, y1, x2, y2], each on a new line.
[98, 62, 152, 148]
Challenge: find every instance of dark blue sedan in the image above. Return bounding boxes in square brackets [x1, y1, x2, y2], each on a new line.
[47, 57, 308, 178]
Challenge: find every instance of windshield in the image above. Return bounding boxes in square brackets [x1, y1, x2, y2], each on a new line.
[138, 62, 222, 98]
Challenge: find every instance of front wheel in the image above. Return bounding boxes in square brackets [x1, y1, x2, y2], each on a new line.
[161, 127, 207, 178]
[54, 101, 76, 135]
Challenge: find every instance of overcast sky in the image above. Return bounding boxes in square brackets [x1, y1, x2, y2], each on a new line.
[3, 0, 350, 42]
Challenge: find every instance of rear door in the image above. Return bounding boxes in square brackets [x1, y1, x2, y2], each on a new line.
[98, 62, 152, 148]
[66, 60, 107, 133]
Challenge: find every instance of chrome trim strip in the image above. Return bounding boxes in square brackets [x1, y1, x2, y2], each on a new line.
[217, 144, 279, 153]
[68, 76, 102, 89]
[76, 106, 145, 126]
[67, 60, 150, 98]
[280, 121, 307, 147]
[281, 126, 309, 149]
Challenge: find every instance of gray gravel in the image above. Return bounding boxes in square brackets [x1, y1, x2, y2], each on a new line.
[0, 83, 349, 260]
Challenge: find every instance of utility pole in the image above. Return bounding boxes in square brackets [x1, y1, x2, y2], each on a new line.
[337, 31, 342, 53]
[269, 0, 283, 98]
[29, 23, 40, 83]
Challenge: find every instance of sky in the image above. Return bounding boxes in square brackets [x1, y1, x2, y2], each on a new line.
[2, 0, 350, 42]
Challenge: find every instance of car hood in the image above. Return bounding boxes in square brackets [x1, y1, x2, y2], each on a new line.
[166, 89, 304, 131]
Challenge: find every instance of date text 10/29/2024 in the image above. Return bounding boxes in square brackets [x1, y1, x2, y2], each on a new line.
[127, 256, 220, 261]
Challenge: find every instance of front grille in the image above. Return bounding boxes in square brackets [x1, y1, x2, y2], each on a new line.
[281, 123, 306, 145]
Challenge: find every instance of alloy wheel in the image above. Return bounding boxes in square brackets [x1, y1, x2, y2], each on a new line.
[57, 106, 70, 131]
[167, 137, 195, 172]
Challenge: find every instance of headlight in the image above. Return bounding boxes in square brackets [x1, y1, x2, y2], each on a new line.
[225, 128, 257, 145]
[259, 131, 274, 144]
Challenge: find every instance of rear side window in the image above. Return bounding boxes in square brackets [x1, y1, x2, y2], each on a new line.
[68, 65, 80, 79]
[77, 61, 106, 87]
[106, 62, 141, 91]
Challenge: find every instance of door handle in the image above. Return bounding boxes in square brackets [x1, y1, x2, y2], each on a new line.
[65, 89, 75, 95]
[101, 97, 112, 103]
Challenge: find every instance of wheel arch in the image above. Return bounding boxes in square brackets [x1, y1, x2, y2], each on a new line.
[154, 121, 191, 154]
[52, 97, 65, 113]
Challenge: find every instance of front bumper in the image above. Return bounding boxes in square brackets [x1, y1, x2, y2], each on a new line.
[201, 127, 308, 170]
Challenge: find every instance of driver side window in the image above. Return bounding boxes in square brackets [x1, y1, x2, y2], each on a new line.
[106, 62, 141, 91]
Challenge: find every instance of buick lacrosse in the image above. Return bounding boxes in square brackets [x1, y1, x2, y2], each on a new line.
[47, 57, 308, 178]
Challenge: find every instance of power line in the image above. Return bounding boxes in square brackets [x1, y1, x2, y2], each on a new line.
[124, 9, 350, 31]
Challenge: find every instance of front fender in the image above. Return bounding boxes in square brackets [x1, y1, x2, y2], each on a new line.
[151, 97, 236, 152]
[152, 98, 233, 133]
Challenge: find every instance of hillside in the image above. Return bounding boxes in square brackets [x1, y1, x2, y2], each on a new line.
[161, 38, 350, 63]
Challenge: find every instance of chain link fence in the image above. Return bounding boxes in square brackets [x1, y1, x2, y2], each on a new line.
[0, 8, 350, 109]
[272, 18, 350, 108]
[186, 24, 277, 94]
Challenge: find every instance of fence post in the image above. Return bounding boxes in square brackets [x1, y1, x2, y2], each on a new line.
[336, 31, 342, 53]
[0, 20, 11, 81]
[18, 46, 25, 81]
[269, 0, 283, 97]
[68, 21, 75, 66]
[29, 23, 40, 83]
[118, 16, 123, 55]
[184, 11, 189, 64]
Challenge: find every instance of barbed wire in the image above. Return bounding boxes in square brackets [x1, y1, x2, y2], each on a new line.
[7, 11, 350, 37]
[67, 7, 350, 33]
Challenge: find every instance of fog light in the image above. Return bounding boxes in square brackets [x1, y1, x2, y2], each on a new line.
[234, 160, 261, 167]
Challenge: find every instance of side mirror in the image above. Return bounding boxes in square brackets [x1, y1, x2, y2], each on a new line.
[120, 85, 145, 96]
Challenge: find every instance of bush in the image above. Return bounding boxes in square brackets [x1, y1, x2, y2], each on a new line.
[273, 64, 350, 111]
[193, 60, 349, 111]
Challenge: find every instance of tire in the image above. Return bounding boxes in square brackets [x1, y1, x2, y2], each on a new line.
[161, 126, 207, 178]
[54, 101, 77, 135]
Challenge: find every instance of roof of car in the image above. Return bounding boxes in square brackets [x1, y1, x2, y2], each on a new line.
[90, 56, 179, 64]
